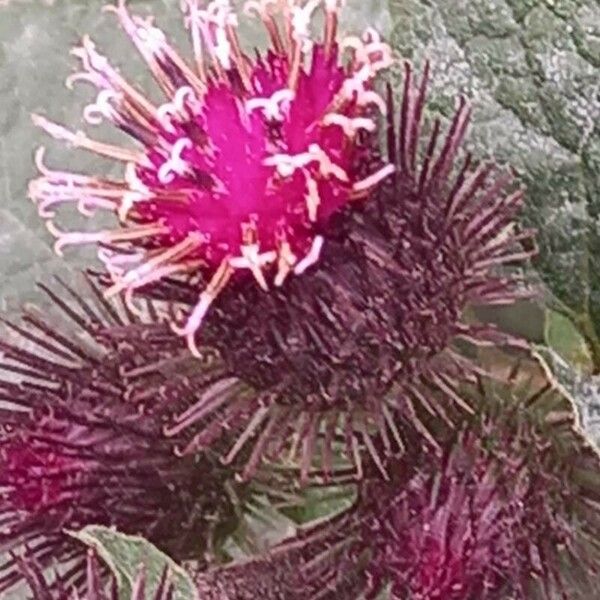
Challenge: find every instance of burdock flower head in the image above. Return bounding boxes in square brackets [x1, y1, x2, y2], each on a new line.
[0, 279, 254, 594]
[29, 0, 395, 354]
[134, 63, 536, 480]
[287, 362, 600, 599]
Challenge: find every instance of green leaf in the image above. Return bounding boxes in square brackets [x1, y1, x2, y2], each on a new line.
[281, 484, 356, 525]
[388, 0, 600, 369]
[544, 308, 594, 373]
[68, 525, 198, 600]
[224, 494, 299, 560]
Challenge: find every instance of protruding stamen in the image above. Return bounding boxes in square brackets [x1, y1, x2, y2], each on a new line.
[105, 233, 203, 298]
[353, 164, 396, 194]
[360, 90, 388, 115]
[29, 152, 128, 218]
[83, 89, 122, 125]
[33, 146, 51, 176]
[265, 144, 348, 182]
[126, 260, 203, 316]
[340, 36, 365, 60]
[30, 172, 121, 205]
[32, 114, 147, 164]
[158, 137, 193, 184]
[274, 240, 298, 287]
[323, 0, 344, 56]
[287, 40, 303, 91]
[106, 0, 205, 97]
[118, 191, 144, 222]
[243, 0, 284, 53]
[213, 26, 233, 70]
[32, 114, 79, 144]
[98, 247, 146, 278]
[78, 198, 116, 217]
[156, 103, 178, 134]
[174, 86, 201, 115]
[263, 150, 316, 178]
[225, 24, 252, 91]
[206, 0, 238, 27]
[286, 0, 321, 89]
[229, 244, 277, 290]
[307, 143, 349, 182]
[289, 0, 320, 48]
[39, 190, 114, 227]
[70, 35, 158, 126]
[46, 221, 167, 257]
[124, 161, 149, 193]
[322, 113, 376, 137]
[340, 76, 388, 115]
[341, 31, 392, 71]
[294, 235, 324, 275]
[171, 258, 234, 357]
[192, 0, 245, 81]
[181, 0, 207, 80]
[338, 63, 388, 115]
[118, 162, 150, 221]
[363, 27, 381, 44]
[246, 88, 295, 121]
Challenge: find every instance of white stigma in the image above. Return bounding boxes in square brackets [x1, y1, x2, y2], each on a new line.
[323, 113, 376, 137]
[294, 235, 324, 275]
[290, 0, 320, 50]
[158, 137, 193, 184]
[230, 244, 278, 290]
[246, 88, 295, 121]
